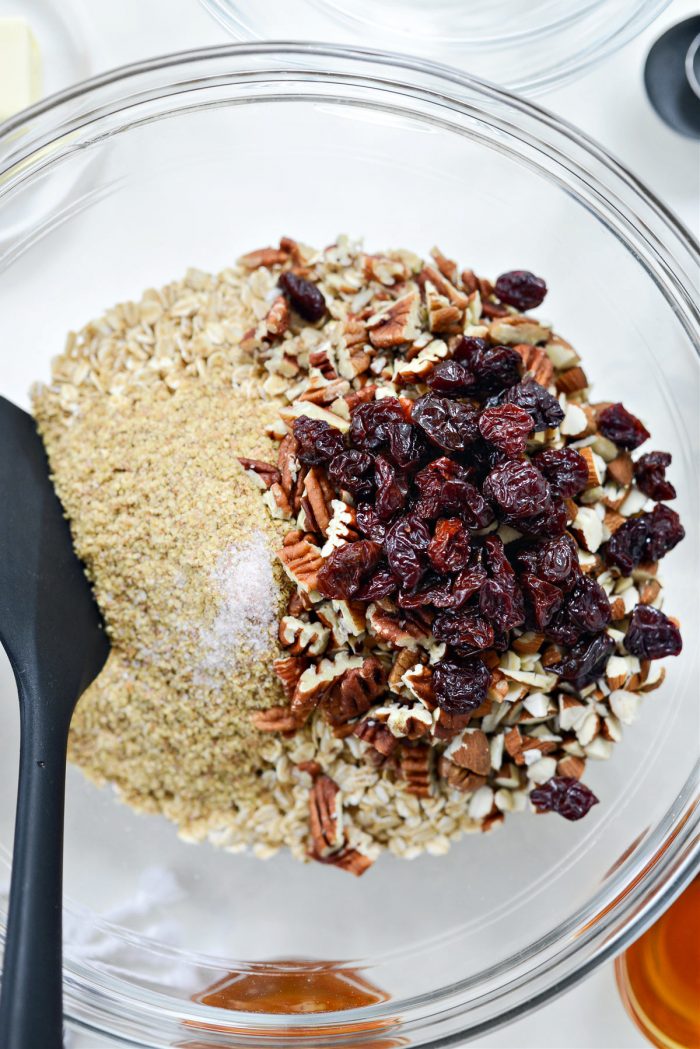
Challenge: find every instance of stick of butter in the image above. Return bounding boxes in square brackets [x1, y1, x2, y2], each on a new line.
[0, 18, 43, 122]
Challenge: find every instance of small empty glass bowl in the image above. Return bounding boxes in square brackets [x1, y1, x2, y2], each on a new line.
[199, 0, 672, 94]
[0, 44, 698, 1049]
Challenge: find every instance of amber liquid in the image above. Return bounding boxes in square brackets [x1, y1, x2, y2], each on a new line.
[616, 877, 700, 1049]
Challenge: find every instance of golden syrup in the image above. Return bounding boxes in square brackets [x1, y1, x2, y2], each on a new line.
[616, 877, 700, 1049]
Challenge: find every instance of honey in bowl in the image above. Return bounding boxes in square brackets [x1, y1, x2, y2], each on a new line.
[615, 877, 700, 1049]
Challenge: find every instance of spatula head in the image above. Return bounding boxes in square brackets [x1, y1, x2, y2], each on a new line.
[0, 396, 109, 722]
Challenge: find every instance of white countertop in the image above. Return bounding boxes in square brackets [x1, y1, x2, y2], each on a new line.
[19, 0, 700, 1045]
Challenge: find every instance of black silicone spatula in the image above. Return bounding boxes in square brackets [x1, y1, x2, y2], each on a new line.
[0, 396, 109, 1049]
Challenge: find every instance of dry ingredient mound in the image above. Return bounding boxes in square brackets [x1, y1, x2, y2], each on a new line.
[33, 381, 294, 839]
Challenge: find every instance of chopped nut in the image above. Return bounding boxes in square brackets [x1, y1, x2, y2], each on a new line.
[354, 717, 398, 757]
[318, 847, 374, 877]
[277, 536, 324, 592]
[400, 744, 435, 797]
[272, 656, 309, 700]
[323, 656, 387, 725]
[372, 701, 433, 740]
[555, 366, 588, 395]
[366, 290, 421, 349]
[279, 615, 330, 657]
[420, 264, 470, 310]
[438, 754, 486, 793]
[571, 506, 604, 552]
[309, 774, 344, 857]
[279, 400, 350, 432]
[291, 653, 364, 722]
[401, 663, 436, 709]
[444, 728, 491, 775]
[513, 344, 553, 387]
[607, 453, 634, 487]
[366, 604, 432, 649]
[512, 632, 544, 655]
[388, 649, 422, 693]
[301, 468, 334, 536]
[237, 457, 281, 489]
[264, 295, 290, 338]
[639, 579, 661, 605]
[239, 246, 289, 269]
[488, 315, 551, 345]
[250, 706, 299, 733]
[604, 507, 626, 535]
[557, 754, 586, 779]
[578, 446, 605, 488]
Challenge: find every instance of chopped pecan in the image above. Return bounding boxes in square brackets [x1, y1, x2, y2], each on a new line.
[444, 728, 491, 776]
[354, 717, 399, 757]
[287, 587, 312, 616]
[366, 604, 432, 649]
[291, 653, 364, 722]
[299, 378, 351, 405]
[312, 846, 374, 877]
[512, 632, 544, 655]
[424, 281, 463, 335]
[279, 615, 330, 657]
[400, 744, 434, 797]
[239, 246, 289, 269]
[272, 655, 309, 700]
[430, 246, 459, 284]
[362, 253, 410, 286]
[262, 482, 293, 520]
[297, 759, 323, 780]
[419, 265, 470, 310]
[264, 295, 290, 339]
[321, 500, 359, 556]
[513, 344, 553, 387]
[277, 536, 324, 592]
[555, 366, 588, 394]
[432, 707, 472, 741]
[237, 457, 281, 489]
[301, 467, 334, 536]
[308, 345, 339, 380]
[366, 290, 421, 349]
[372, 701, 432, 740]
[401, 663, 436, 709]
[461, 269, 478, 294]
[309, 775, 344, 857]
[388, 649, 422, 693]
[277, 433, 300, 495]
[488, 315, 551, 346]
[639, 578, 661, 605]
[437, 755, 486, 794]
[323, 656, 387, 725]
[250, 706, 299, 733]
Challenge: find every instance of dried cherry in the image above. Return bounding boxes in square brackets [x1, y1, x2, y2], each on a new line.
[624, 604, 682, 660]
[494, 270, 547, 312]
[428, 518, 472, 573]
[530, 777, 598, 821]
[278, 271, 327, 322]
[472, 346, 522, 395]
[532, 447, 589, 498]
[412, 394, 479, 452]
[478, 403, 533, 456]
[328, 449, 375, 498]
[355, 503, 389, 542]
[565, 575, 611, 634]
[293, 416, 345, 465]
[550, 632, 615, 689]
[597, 403, 650, 450]
[385, 515, 431, 589]
[425, 360, 475, 395]
[520, 574, 564, 629]
[634, 451, 676, 501]
[432, 657, 492, 715]
[433, 607, 495, 652]
[500, 379, 565, 432]
[316, 540, 382, 599]
[374, 454, 408, 520]
[354, 569, 398, 602]
[386, 421, 427, 469]
[350, 398, 406, 451]
[483, 459, 551, 520]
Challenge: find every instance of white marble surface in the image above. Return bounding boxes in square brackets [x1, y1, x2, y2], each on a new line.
[19, 0, 700, 1045]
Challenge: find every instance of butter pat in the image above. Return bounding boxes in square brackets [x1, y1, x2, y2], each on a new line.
[0, 18, 42, 122]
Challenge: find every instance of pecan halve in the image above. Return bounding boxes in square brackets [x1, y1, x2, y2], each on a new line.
[354, 717, 399, 757]
[237, 457, 281, 489]
[323, 655, 387, 726]
[250, 706, 299, 733]
[366, 290, 421, 349]
[277, 536, 324, 592]
[309, 774, 344, 858]
[400, 743, 434, 798]
[264, 295, 290, 339]
[272, 656, 309, 700]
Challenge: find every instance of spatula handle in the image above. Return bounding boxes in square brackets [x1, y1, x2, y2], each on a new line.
[0, 689, 67, 1049]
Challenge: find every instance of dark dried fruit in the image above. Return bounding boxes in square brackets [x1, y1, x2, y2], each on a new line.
[350, 398, 406, 452]
[452, 335, 489, 366]
[432, 607, 495, 653]
[374, 454, 408, 521]
[530, 777, 598, 821]
[425, 360, 475, 395]
[386, 421, 427, 469]
[483, 459, 551, 520]
[624, 604, 682, 660]
[414, 457, 493, 528]
[472, 346, 522, 395]
[644, 504, 685, 562]
[449, 565, 489, 609]
[565, 575, 611, 634]
[605, 504, 685, 573]
[355, 503, 388, 542]
[428, 518, 472, 573]
[515, 499, 568, 539]
[432, 658, 492, 715]
[598, 403, 650, 450]
[532, 447, 589, 498]
[478, 403, 533, 456]
[479, 578, 525, 632]
[354, 568, 399, 602]
[537, 534, 580, 588]
[501, 379, 565, 432]
[328, 449, 375, 498]
[494, 270, 547, 312]
[412, 394, 479, 453]
[634, 451, 676, 501]
[293, 416, 345, 465]
[385, 515, 431, 589]
[278, 270, 327, 322]
[520, 574, 563, 629]
[316, 540, 382, 599]
[550, 632, 615, 689]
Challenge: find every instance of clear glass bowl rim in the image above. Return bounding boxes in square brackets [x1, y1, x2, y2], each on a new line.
[197, 0, 673, 94]
[0, 42, 698, 1047]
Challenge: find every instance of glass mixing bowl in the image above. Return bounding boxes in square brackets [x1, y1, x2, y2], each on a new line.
[0, 44, 698, 1048]
[199, 0, 672, 94]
